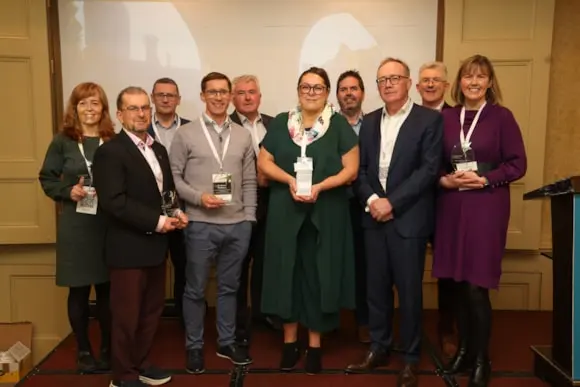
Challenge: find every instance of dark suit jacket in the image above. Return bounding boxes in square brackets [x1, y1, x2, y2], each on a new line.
[355, 103, 443, 238]
[229, 111, 273, 222]
[146, 115, 191, 143]
[92, 130, 175, 268]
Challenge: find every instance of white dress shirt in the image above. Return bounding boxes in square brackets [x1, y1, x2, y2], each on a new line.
[367, 99, 413, 209]
[237, 111, 266, 156]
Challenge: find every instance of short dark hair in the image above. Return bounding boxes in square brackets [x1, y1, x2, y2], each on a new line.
[116, 86, 148, 110]
[200, 72, 231, 92]
[298, 67, 331, 90]
[336, 70, 365, 93]
[152, 77, 180, 94]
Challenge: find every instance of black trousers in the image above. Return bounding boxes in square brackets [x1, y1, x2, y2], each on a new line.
[437, 278, 456, 335]
[366, 223, 427, 364]
[349, 197, 368, 326]
[168, 229, 186, 318]
[236, 218, 267, 335]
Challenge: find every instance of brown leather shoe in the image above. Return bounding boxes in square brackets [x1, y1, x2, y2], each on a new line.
[440, 334, 457, 360]
[358, 326, 370, 344]
[345, 350, 389, 373]
[397, 363, 418, 387]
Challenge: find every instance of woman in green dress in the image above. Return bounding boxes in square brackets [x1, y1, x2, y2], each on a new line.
[257, 67, 359, 374]
[38, 82, 115, 372]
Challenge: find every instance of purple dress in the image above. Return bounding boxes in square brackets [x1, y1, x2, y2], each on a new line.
[432, 104, 527, 289]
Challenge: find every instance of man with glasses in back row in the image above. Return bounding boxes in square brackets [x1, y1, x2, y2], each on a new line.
[147, 77, 191, 326]
[414, 61, 456, 360]
[169, 72, 256, 374]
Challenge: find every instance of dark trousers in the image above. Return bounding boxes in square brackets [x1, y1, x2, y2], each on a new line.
[168, 230, 186, 317]
[349, 197, 368, 326]
[437, 278, 457, 335]
[236, 218, 267, 335]
[109, 263, 166, 381]
[366, 223, 427, 364]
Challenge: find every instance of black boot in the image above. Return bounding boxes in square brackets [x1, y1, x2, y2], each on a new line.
[77, 350, 97, 372]
[444, 343, 474, 374]
[468, 355, 491, 387]
[280, 342, 301, 371]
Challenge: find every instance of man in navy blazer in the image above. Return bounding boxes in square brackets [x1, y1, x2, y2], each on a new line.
[346, 58, 443, 387]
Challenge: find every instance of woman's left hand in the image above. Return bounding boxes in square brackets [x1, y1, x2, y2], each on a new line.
[299, 183, 322, 203]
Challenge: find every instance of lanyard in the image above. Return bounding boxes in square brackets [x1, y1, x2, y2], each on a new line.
[459, 101, 486, 150]
[300, 132, 308, 158]
[151, 115, 181, 146]
[200, 118, 230, 171]
[77, 138, 103, 180]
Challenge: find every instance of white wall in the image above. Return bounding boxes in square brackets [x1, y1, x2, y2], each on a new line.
[58, 0, 438, 122]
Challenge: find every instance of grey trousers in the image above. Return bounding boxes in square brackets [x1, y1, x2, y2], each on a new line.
[183, 221, 252, 349]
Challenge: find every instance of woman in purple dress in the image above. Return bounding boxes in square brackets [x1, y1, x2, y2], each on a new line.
[432, 54, 527, 387]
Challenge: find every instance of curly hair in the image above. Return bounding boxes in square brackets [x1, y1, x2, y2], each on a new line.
[62, 82, 115, 142]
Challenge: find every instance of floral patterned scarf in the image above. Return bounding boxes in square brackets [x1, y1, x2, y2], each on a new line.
[287, 102, 336, 148]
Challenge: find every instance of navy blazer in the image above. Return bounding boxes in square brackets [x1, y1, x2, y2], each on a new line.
[93, 130, 176, 268]
[354, 103, 443, 238]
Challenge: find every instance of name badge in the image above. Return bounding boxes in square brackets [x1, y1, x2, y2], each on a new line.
[455, 161, 478, 172]
[76, 187, 98, 215]
[213, 173, 233, 203]
[294, 157, 313, 196]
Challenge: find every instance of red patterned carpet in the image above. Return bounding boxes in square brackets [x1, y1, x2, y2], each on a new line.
[17, 309, 551, 386]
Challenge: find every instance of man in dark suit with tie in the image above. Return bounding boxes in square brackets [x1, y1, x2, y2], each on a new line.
[93, 86, 188, 387]
[146, 77, 191, 326]
[415, 61, 456, 359]
[229, 74, 281, 346]
[346, 58, 443, 387]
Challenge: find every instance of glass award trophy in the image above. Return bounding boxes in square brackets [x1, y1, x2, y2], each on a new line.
[294, 157, 313, 196]
[450, 142, 478, 172]
[161, 190, 181, 217]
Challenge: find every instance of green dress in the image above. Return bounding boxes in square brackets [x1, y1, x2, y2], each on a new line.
[260, 112, 358, 333]
[38, 133, 109, 288]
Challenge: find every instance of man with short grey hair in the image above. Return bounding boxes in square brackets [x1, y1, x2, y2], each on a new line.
[170, 72, 256, 374]
[229, 74, 280, 346]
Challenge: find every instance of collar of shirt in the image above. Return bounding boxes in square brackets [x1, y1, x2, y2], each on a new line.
[202, 112, 231, 133]
[124, 128, 154, 148]
[154, 113, 178, 129]
[237, 111, 262, 126]
[382, 98, 413, 119]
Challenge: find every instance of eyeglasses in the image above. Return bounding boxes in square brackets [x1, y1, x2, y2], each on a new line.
[376, 75, 408, 86]
[123, 105, 151, 114]
[153, 92, 178, 100]
[419, 77, 446, 85]
[298, 84, 327, 95]
[205, 89, 230, 98]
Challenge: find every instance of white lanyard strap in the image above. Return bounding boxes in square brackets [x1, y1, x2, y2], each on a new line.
[459, 101, 486, 149]
[151, 115, 181, 146]
[200, 118, 230, 171]
[77, 138, 103, 179]
[300, 132, 308, 158]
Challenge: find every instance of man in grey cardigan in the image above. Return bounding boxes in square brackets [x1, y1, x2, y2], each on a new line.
[169, 72, 256, 374]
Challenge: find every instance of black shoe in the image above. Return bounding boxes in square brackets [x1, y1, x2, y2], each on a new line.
[185, 349, 205, 374]
[280, 342, 301, 371]
[138, 366, 171, 385]
[98, 347, 111, 370]
[444, 346, 474, 375]
[468, 357, 491, 387]
[217, 344, 252, 365]
[305, 347, 322, 375]
[77, 350, 98, 373]
[235, 329, 250, 347]
[109, 380, 147, 387]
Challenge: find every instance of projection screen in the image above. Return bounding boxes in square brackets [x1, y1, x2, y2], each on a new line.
[58, 0, 439, 124]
